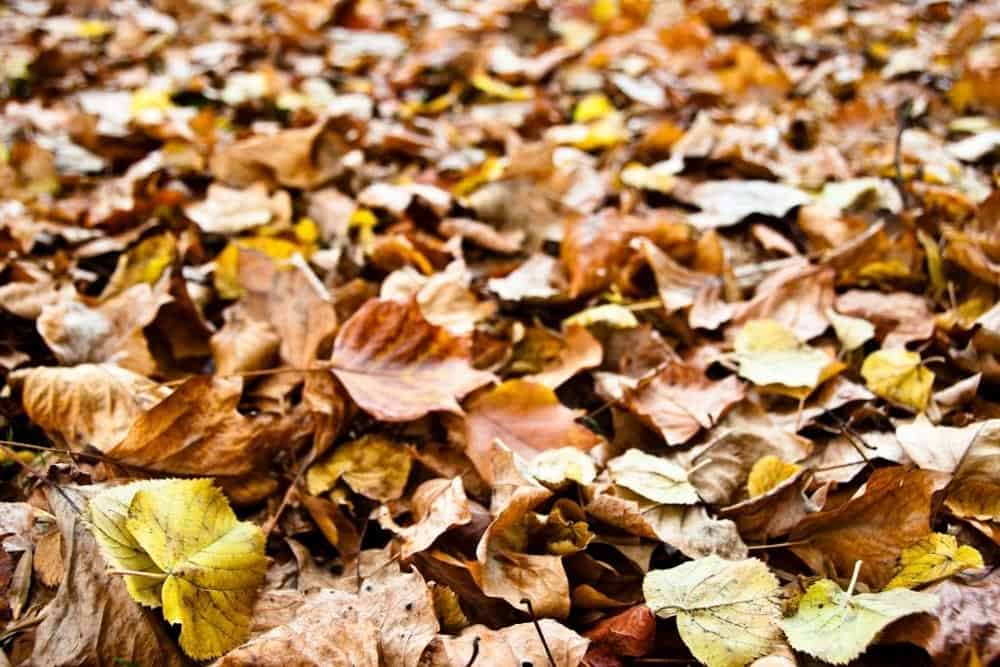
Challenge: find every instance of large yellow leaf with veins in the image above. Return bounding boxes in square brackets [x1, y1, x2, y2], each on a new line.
[89, 479, 267, 660]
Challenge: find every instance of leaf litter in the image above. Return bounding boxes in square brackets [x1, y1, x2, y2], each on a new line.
[0, 0, 999, 665]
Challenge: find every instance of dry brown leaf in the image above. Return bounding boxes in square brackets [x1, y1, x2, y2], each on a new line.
[719, 468, 816, 541]
[583, 604, 655, 658]
[210, 119, 356, 189]
[524, 325, 603, 390]
[730, 260, 834, 341]
[426, 620, 589, 667]
[790, 467, 950, 589]
[210, 309, 281, 376]
[623, 361, 744, 446]
[945, 419, 1000, 522]
[895, 416, 984, 473]
[464, 379, 600, 483]
[106, 375, 309, 479]
[378, 477, 472, 559]
[835, 289, 935, 348]
[12, 363, 170, 452]
[185, 182, 291, 235]
[330, 299, 495, 421]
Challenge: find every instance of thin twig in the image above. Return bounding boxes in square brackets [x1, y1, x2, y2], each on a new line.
[747, 539, 810, 551]
[521, 598, 556, 667]
[843, 560, 863, 603]
[0, 442, 83, 515]
[464, 636, 481, 667]
[894, 99, 915, 211]
[0, 439, 185, 478]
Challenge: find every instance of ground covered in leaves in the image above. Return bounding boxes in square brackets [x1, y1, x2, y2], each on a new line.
[1, 0, 999, 665]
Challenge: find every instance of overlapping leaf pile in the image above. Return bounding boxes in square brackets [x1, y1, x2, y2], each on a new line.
[1, 0, 999, 665]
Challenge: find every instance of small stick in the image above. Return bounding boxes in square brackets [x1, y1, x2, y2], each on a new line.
[521, 598, 556, 667]
[464, 637, 481, 667]
[0, 443, 83, 515]
[843, 560, 863, 604]
[747, 539, 810, 551]
[894, 99, 915, 210]
[160, 364, 331, 388]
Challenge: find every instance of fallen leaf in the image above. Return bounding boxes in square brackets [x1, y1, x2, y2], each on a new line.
[185, 182, 291, 235]
[464, 379, 599, 483]
[894, 415, 983, 473]
[885, 533, 984, 590]
[781, 577, 938, 665]
[826, 308, 876, 351]
[746, 456, 801, 498]
[31, 487, 189, 667]
[306, 434, 412, 501]
[606, 449, 700, 505]
[861, 348, 935, 412]
[789, 467, 949, 589]
[684, 180, 811, 229]
[11, 363, 170, 452]
[524, 325, 603, 390]
[623, 361, 744, 445]
[945, 419, 1000, 521]
[735, 319, 838, 392]
[583, 604, 655, 658]
[378, 477, 472, 558]
[330, 299, 494, 421]
[644, 556, 783, 667]
[89, 478, 267, 659]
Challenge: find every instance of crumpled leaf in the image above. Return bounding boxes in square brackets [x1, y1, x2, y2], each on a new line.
[623, 361, 744, 445]
[607, 449, 700, 505]
[781, 578, 938, 665]
[377, 477, 472, 558]
[945, 419, 1000, 521]
[885, 533, 984, 590]
[11, 363, 170, 452]
[789, 467, 949, 589]
[861, 348, 935, 412]
[306, 434, 412, 501]
[89, 478, 267, 659]
[330, 299, 495, 421]
[643, 556, 783, 667]
[464, 379, 599, 483]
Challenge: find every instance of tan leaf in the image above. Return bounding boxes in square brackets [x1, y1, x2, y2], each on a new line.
[427, 620, 589, 667]
[790, 467, 950, 589]
[835, 290, 934, 349]
[895, 415, 983, 473]
[210, 310, 280, 376]
[12, 363, 170, 452]
[945, 419, 1000, 521]
[378, 477, 472, 558]
[623, 361, 744, 445]
[184, 182, 291, 235]
[720, 468, 814, 542]
[684, 180, 811, 229]
[464, 379, 599, 483]
[330, 299, 495, 421]
[731, 260, 834, 341]
[524, 325, 603, 390]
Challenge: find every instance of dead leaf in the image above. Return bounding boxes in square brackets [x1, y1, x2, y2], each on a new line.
[464, 380, 600, 483]
[623, 361, 744, 446]
[185, 183, 291, 235]
[330, 299, 495, 421]
[378, 477, 472, 558]
[790, 467, 950, 589]
[684, 180, 811, 229]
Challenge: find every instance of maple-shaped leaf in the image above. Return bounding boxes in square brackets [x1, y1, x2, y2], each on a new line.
[885, 533, 985, 590]
[464, 379, 599, 482]
[88, 479, 267, 659]
[644, 556, 783, 667]
[861, 347, 934, 412]
[624, 361, 744, 445]
[330, 299, 495, 421]
[781, 578, 938, 665]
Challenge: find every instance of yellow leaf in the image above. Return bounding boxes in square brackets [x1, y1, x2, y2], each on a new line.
[530, 448, 598, 486]
[620, 162, 676, 193]
[917, 230, 946, 297]
[103, 234, 176, 298]
[563, 303, 639, 329]
[608, 449, 700, 505]
[452, 156, 505, 196]
[130, 89, 173, 117]
[89, 479, 267, 660]
[861, 348, 934, 412]
[885, 533, 984, 590]
[574, 93, 615, 123]
[293, 217, 320, 244]
[781, 577, 938, 665]
[214, 236, 304, 299]
[644, 556, 782, 667]
[306, 434, 413, 501]
[735, 319, 839, 393]
[747, 456, 801, 498]
[825, 308, 875, 352]
[470, 73, 533, 101]
[76, 19, 112, 39]
[591, 0, 620, 23]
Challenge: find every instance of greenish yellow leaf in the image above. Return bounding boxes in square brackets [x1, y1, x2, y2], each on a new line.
[885, 533, 984, 590]
[825, 308, 875, 352]
[780, 578, 938, 665]
[860, 348, 934, 412]
[90, 479, 267, 660]
[563, 303, 639, 329]
[917, 230, 946, 297]
[608, 449, 700, 505]
[76, 19, 112, 38]
[747, 455, 801, 498]
[130, 89, 173, 118]
[306, 434, 412, 501]
[644, 556, 782, 667]
[735, 319, 838, 391]
[103, 234, 176, 299]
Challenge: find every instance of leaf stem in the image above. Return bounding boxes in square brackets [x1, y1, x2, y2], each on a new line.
[107, 569, 168, 580]
[844, 560, 862, 602]
[521, 598, 556, 667]
[464, 636, 480, 667]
